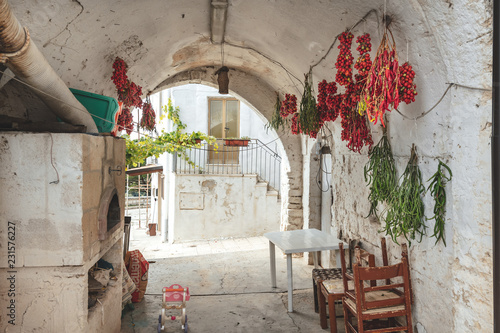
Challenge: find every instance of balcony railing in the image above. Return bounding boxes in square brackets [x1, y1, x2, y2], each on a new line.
[173, 139, 281, 193]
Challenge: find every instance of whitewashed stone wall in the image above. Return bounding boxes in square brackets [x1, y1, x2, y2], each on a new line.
[169, 174, 280, 242]
[318, 1, 493, 331]
[0, 133, 125, 332]
[2, 0, 492, 330]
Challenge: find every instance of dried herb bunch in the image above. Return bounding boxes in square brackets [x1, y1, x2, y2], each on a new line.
[298, 71, 321, 138]
[427, 160, 453, 246]
[266, 93, 287, 133]
[364, 126, 397, 217]
[384, 144, 426, 245]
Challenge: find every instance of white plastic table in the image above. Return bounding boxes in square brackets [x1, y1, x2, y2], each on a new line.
[264, 228, 347, 312]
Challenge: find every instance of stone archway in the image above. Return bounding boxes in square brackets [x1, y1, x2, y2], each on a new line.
[152, 66, 304, 231]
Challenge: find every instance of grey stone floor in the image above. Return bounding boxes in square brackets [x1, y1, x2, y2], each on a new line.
[120, 224, 346, 332]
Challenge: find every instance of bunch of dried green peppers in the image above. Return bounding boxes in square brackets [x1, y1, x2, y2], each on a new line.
[364, 127, 397, 217]
[298, 71, 321, 138]
[265, 93, 287, 133]
[427, 160, 453, 246]
[384, 144, 426, 245]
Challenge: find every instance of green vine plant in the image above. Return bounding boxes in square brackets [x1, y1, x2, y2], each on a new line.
[125, 99, 217, 167]
[265, 93, 288, 133]
[427, 160, 453, 246]
[383, 144, 426, 246]
[364, 125, 397, 218]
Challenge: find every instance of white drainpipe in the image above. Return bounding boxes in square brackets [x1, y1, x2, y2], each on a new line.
[0, 0, 98, 133]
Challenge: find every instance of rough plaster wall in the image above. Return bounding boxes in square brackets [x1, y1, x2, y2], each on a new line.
[324, 1, 493, 332]
[0, 134, 124, 332]
[172, 174, 280, 241]
[1, 0, 493, 329]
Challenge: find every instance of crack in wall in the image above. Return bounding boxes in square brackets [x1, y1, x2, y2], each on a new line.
[43, 0, 84, 48]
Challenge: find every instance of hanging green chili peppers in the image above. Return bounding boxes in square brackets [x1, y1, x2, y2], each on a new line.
[427, 160, 453, 246]
[298, 70, 321, 138]
[364, 126, 397, 217]
[265, 93, 287, 133]
[384, 144, 426, 245]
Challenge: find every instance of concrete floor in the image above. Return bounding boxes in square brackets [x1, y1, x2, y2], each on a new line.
[120, 224, 346, 332]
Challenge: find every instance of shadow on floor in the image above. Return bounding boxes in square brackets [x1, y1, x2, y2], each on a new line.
[120, 236, 346, 332]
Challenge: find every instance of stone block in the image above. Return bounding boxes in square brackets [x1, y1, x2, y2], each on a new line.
[289, 196, 302, 204]
[288, 209, 303, 218]
[288, 203, 302, 210]
[289, 189, 302, 197]
[113, 137, 126, 166]
[105, 136, 114, 162]
[83, 135, 104, 171]
[82, 171, 102, 211]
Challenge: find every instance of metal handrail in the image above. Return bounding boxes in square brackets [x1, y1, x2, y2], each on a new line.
[173, 139, 281, 193]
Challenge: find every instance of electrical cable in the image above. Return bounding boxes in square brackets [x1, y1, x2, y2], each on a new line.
[394, 82, 491, 121]
[0, 68, 291, 153]
[310, 9, 377, 71]
[223, 41, 304, 96]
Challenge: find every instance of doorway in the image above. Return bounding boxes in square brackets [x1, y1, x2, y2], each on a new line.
[208, 98, 240, 164]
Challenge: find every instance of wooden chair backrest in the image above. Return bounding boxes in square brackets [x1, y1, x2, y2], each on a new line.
[353, 256, 411, 312]
[354, 246, 376, 287]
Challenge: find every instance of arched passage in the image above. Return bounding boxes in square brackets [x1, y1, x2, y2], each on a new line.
[152, 66, 305, 231]
[0, 0, 494, 331]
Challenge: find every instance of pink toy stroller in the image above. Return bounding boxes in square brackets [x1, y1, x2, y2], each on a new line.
[158, 284, 190, 333]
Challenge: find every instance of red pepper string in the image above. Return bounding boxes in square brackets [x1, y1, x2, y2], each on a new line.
[361, 27, 400, 126]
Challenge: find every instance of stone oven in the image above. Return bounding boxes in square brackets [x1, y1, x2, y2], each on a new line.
[0, 132, 125, 332]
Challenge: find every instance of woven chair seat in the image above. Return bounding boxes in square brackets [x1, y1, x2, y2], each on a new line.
[312, 267, 353, 283]
[322, 278, 355, 294]
[344, 290, 404, 315]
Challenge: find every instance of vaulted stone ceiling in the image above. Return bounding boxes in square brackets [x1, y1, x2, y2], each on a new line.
[9, 0, 489, 117]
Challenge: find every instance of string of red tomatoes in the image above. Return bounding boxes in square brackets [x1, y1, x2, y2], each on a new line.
[279, 27, 417, 154]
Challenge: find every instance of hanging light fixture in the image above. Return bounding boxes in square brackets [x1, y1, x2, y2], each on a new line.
[215, 66, 229, 94]
[215, 43, 229, 94]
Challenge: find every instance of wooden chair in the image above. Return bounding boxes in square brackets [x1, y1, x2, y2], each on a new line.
[317, 243, 375, 333]
[342, 249, 413, 333]
[315, 237, 389, 333]
[312, 240, 359, 313]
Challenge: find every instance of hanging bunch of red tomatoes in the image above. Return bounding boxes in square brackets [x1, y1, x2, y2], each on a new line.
[111, 57, 156, 133]
[317, 80, 341, 123]
[118, 107, 134, 135]
[334, 32, 374, 153]
[280, 94, 297, 117]
[399, 62, 417, 104]
[279, 28, 417, 150]
[335, 32, 354, 86]
[140, 100, 156, 131]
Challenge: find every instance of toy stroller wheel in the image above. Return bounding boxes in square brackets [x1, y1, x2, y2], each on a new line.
[181, 308, 186, 324]
[184, 317, 188, 333]
[157, 315, 162, 333]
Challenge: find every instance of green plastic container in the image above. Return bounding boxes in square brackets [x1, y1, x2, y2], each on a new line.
[69, 88, 119, 133]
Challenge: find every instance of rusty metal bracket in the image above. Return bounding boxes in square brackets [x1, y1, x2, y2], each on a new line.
[108, 166, 123, 176]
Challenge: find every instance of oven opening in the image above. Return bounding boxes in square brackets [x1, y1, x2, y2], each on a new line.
[107, 194, 120, 231]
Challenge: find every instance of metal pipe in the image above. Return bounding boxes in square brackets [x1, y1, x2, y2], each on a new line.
[493, 0, 500, 329]
[0, 0, 98, 133]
